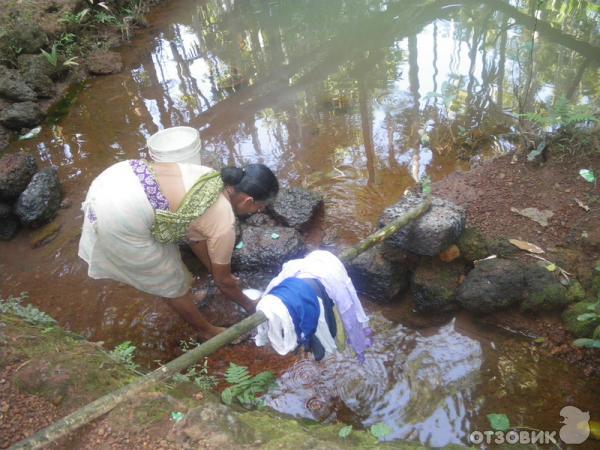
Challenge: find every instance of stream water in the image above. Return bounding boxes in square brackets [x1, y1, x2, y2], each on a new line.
[1, 0, 599, 447]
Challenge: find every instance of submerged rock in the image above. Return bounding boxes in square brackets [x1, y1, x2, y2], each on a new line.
[86, 50, 124, 75]
[456, 258, 527, 313]
[561, 301, 600, 338]
[243, 212, 277, 227]
[381, 194, 465, 256]
[268, 187, 323, 230]
[0, 151, 38, 200]
[0, 101, 44, 130]
[346, 244, 409, 302]
[15, 167, 62, 226]
[0, 66, 37, 102]
[231, 225, 306, 272]
[411, 259, 465, 313]
[0, 202, 20, 240]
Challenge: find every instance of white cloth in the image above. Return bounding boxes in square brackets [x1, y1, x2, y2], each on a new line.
[78, 161, 191, 298]
[255, 294, 297, 355]
[255, 294, 337, 357]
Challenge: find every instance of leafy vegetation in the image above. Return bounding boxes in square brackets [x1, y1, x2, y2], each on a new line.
[108, 341, 139, 371]
[369, 423, 392, 439]
[574, 301, 600, 349]
[171, 340, 218, 390]
[521, 96, 598, 131]
[487, 413, 511, 432]
[338, 425, 353, 438]
[220, 362, 275, 409]
[0, 292, 56, 326]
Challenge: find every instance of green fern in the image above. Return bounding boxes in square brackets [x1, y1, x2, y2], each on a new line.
[221, 363, 275, 408]
[521, 96, 598, 130]
[0, 292, 56, 326]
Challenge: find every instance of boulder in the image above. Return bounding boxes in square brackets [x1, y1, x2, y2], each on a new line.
[3, 20, 48, 54]
[15, 167, 62, 226]
[86, 50, 124, 75]
[0, 66, 37, 101]
[411, 259, 465, 313]
[456, 258, 527, 313]
[346, 244, 409, 302]
[561, 301, 600, 338]
[268, 187, 323, 230]
[0, 202, 20, 240]
[0, 125, 13, 152]
[0, 151, 38, 200]
[231, 225, 306, 272]
[381, 194, 465, 256]
[18, 53, 66, 83]
[457, 227, 489, 263]
[520, 264, 572, 312]
[0, 101, 44, 130]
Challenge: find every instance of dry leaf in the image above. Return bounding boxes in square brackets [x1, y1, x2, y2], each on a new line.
[508, 239, 544, 254]
[510, 207, 553, 227]
[574, 198, 590, 212]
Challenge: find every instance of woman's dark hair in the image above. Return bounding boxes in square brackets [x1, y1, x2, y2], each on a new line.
[221, 164, 279, 202]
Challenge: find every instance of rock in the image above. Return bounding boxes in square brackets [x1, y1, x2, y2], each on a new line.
[18, 53, 66, 83]
[0, 125, 12, 152]
[561, 301, 600, 338]
[268, 187, 323, 230]
[87, 50, 124, 75]
[487, 237, 519, 258]
[4, 20, 48, 54]
[456, 258, 527, 313]
[243, 212, 277, 227]
[381, 194, 466, 256]
[231, 225, 306, 272]
[0, 101, 44, 130]
[566, 281, 586, 303]
[0, 152, 38, 200]
[457, 228, 489, 263]
[520, 264, 571, 312]
[411, 259, 465, 313]
[15, 168, 62, 226]
[0, 66, 37, 101]
[0, 202, 20, 240]
[594, 325, 600, 340]
[346, 244, 409, 302]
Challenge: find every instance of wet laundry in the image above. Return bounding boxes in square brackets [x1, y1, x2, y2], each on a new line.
[256, 250, 372, 361]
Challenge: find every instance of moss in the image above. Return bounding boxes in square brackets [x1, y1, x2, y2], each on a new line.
[457, 228, 489, 263]
[591, 273, 600, 298]
[566, 281, 587, 303]
[594, 325, 600, 340]
[521, 285, 571, 312]
[561, 301, 600, 338]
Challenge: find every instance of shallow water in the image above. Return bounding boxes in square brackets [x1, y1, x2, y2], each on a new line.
[1, 0, 599, 446]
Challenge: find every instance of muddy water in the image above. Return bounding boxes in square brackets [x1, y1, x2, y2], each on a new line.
[1, 0, 599, 446]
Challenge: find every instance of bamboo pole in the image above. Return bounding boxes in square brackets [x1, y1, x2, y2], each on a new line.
[10, 195, 431, 450]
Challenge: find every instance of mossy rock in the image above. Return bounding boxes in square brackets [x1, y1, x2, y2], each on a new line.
[457, 228, 489, 263]
[594, 325, 600, 340]
[591, 272, 600, 298]
[520, 265, 572, 312]
[561, 301, 600, 338]
[487, 237, 519, 258]
[566, 281, 587, 303]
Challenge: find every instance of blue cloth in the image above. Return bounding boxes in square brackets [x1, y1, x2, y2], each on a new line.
[268, 277, 320, 347]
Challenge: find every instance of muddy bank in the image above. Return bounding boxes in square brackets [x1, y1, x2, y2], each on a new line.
[0, 310, 425, 449]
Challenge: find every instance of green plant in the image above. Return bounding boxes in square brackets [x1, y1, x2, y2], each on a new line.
[369, 423, 392, 439]
[108, 341, 139, 371]
[521, 96, 598, 131]
[220, 362, 275, 409]
[338, 425, 353, 438]
[172, 343, 218, 391]
[0, 292, 56, 326]
[41, 43, 60, 67]
[573, 301, 600, 349]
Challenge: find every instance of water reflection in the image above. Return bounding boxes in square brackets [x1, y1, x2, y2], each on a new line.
[265, 318, 482, 447]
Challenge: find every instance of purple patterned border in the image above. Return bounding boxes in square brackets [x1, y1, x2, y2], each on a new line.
[129, 160, 170, 211]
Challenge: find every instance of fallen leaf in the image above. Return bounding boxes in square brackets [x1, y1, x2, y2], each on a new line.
[509, 239, 544, 254]
[579, 168, 597, 184]
[574, 198, 590, 212]
[546, 263, 557, 272]
[510, 207, 553, 227]
[439, 245, 460, 262]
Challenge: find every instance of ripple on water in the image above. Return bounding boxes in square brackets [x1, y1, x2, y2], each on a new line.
[265, 318, 482, 446]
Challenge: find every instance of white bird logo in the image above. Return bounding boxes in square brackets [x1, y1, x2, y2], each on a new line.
[559, 406, 590, 444]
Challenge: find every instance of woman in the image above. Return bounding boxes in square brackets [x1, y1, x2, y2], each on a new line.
[78, 159, 279, 340]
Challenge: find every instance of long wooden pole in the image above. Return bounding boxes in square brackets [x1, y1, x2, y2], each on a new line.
[10, 195, 431, 450]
